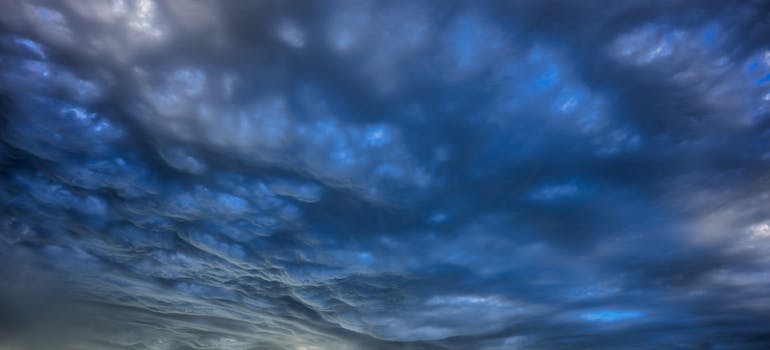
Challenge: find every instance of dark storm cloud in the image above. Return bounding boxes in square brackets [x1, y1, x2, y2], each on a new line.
[2, 0, 770, 349]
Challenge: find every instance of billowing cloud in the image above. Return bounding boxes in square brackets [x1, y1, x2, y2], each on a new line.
[2, 1, 770, 349]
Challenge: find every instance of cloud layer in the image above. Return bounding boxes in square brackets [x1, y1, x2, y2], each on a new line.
[2, 1, 770, 349]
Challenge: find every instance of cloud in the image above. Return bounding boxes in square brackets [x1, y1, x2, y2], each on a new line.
[1, 0, 770, 349]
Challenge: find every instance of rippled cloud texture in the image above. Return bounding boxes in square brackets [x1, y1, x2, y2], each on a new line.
[2, 1, 770, 349]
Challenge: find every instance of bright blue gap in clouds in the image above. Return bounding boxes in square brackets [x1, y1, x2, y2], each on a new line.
[581, 310, 645, 322]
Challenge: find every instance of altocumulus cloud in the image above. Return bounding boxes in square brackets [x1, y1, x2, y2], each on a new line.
[2, 0, 770, 349]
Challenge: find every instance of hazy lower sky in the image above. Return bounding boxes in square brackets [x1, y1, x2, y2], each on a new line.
[2, 1, 770, 349]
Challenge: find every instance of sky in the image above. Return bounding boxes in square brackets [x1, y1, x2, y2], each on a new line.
[1, 0, 770, 349]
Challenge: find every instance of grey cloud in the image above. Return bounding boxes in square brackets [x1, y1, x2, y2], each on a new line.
[2, 0, 770, 349]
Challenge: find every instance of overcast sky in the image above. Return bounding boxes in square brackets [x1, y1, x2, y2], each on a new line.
[2, 1, 770, 349]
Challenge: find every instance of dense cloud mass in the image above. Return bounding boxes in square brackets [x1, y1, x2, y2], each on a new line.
[2, 0, 770, 349]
